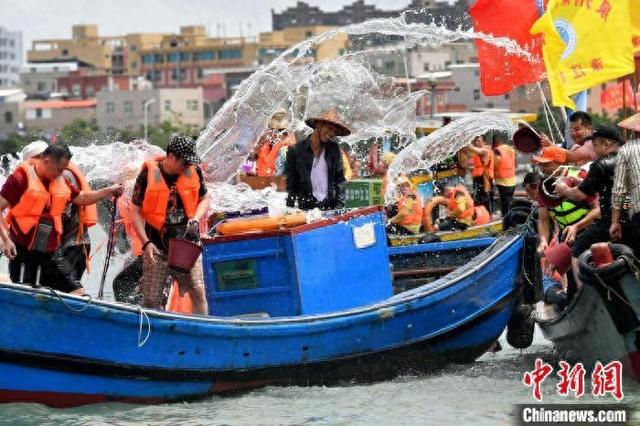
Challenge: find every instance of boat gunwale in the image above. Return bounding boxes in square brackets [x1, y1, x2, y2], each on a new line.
[0, 232, 523, 326]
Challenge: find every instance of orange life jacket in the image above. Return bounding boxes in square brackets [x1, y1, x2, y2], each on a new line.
[446, 185, 475, 220]
[65, 162, 98, 233]
[397, 191, 423, 229]
[141, 157, 201, 231]
[10, 163, 71, 245]
[493, 145, 516, 179]
[116, 196, 143, 257]
[472, 148, 494, 179]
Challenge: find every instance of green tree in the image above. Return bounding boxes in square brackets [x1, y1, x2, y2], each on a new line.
[0, 133, 28, 155]
[59, 118, 100, 146]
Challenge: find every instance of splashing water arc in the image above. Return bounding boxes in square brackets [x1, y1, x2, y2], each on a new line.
[385, 112, 516, 202]
[195, 14, 536, 184]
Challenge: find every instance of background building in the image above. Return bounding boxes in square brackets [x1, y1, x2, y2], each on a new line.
[96, 87, 204, 132]
[446, 63, 510, 110]
[0, 27, 23, 88]
[271, 0, 470, 31]
[19, 62, 78, 99]
[23, 99, 96, 136]
[0, 88, 26, 139]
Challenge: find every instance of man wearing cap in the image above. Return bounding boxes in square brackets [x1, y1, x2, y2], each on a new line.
[129, 135, 209, 314]
[555, 126, 627, 288]
[286, 109, 348, 211]
[532, 146, 599, 256]
[0, 144, 122, 294]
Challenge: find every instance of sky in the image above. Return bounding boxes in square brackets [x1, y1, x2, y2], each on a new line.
[1, 0, 442, 54]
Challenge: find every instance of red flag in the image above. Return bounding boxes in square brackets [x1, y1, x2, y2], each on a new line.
[470, 0, 546, 96]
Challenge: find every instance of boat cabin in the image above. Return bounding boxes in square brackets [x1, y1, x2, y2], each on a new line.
[202, 207, 393, 317]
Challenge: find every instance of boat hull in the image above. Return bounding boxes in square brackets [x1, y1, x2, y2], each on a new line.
[0, 233, 523, 407]
[538, 283, 640, 380]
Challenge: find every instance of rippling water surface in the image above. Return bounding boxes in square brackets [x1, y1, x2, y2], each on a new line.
[1, 329, 637, 426]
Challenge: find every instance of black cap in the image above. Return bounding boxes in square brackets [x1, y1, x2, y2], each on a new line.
[585, 125, 625, 145]
[166, 134, 202, 164]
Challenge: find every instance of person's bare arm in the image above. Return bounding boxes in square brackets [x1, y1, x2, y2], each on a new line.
[537, 206, 551, 253]
[0, 195, 16, 259]
[130, 203, 160, 263]
[72, 184, 123, 206]
[554, 181, 588, 202]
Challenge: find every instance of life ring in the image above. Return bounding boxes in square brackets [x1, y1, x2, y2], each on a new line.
[473, 205, 491, 226]
[217, 212, 308, 235]
[422, 196, 449, 232]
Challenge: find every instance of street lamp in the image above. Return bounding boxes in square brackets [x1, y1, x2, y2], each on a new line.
[143, 98, 156, 141]
[428, 78, 438, 118]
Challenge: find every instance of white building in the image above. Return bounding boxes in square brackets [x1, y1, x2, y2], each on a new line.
[19, 62, 78, 98]
[97, 87, 204, 132]
[446, 63, 510, 110]
[0, 27, 23, 88]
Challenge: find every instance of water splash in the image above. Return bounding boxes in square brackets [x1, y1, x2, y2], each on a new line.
[386, 112, 517, 200]
[196, 14, 538, 183]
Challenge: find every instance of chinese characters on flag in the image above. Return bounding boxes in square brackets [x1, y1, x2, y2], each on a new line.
[530, 0, 636, 108]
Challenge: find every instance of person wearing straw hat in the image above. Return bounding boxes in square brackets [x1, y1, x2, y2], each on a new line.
[286, 109, 350, 211]
[610, 116, 640, 254]
[256, 109, 296, 177]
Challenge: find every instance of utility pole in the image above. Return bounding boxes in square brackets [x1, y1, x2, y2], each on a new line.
[144, 98, 157, 141]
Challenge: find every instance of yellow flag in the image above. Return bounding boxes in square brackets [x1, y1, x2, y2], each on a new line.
[632, 0, 640, 53]
[531, 0, 635, 108]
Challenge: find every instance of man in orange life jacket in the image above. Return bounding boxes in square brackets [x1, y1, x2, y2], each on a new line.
[129, 135, 209, 314]
[467, 135, 494, 214]
[0, 144, 122, 294]
[20, 141, 101, 285]
[492, 134, 517, 215]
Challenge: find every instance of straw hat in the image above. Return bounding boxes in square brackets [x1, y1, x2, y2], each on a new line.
[268, 109, 290, 130]
[305, 109, 351, 136]
[618, 112, 640, 133]
[395, 174, 412, 188]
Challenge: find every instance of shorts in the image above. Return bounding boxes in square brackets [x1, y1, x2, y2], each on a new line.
[9, 244, 83, 293]
[139, 252, 204, 310]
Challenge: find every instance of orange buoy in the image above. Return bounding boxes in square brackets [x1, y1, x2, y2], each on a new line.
[217, 212, 308, 235]
[591, 243, 614, 268]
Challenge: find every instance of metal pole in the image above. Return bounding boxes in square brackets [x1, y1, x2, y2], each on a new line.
[144, 98, 156, 141]
[430, 81, 436, 118]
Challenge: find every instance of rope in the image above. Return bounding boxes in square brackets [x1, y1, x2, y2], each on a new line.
[49, 288, 93, 313]
[537, 83, 564, 144]
[136, 305, 151, 347]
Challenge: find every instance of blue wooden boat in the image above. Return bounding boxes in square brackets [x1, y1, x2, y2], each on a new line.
[0, 207, 524, 407]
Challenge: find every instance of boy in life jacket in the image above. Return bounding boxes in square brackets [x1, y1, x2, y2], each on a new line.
[531, 146, 599, 258]
[129, 135, 210, 315]
[387, 175, 423, 235]
[0, 144, 122, 294]
[492, 134, 516, 215]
